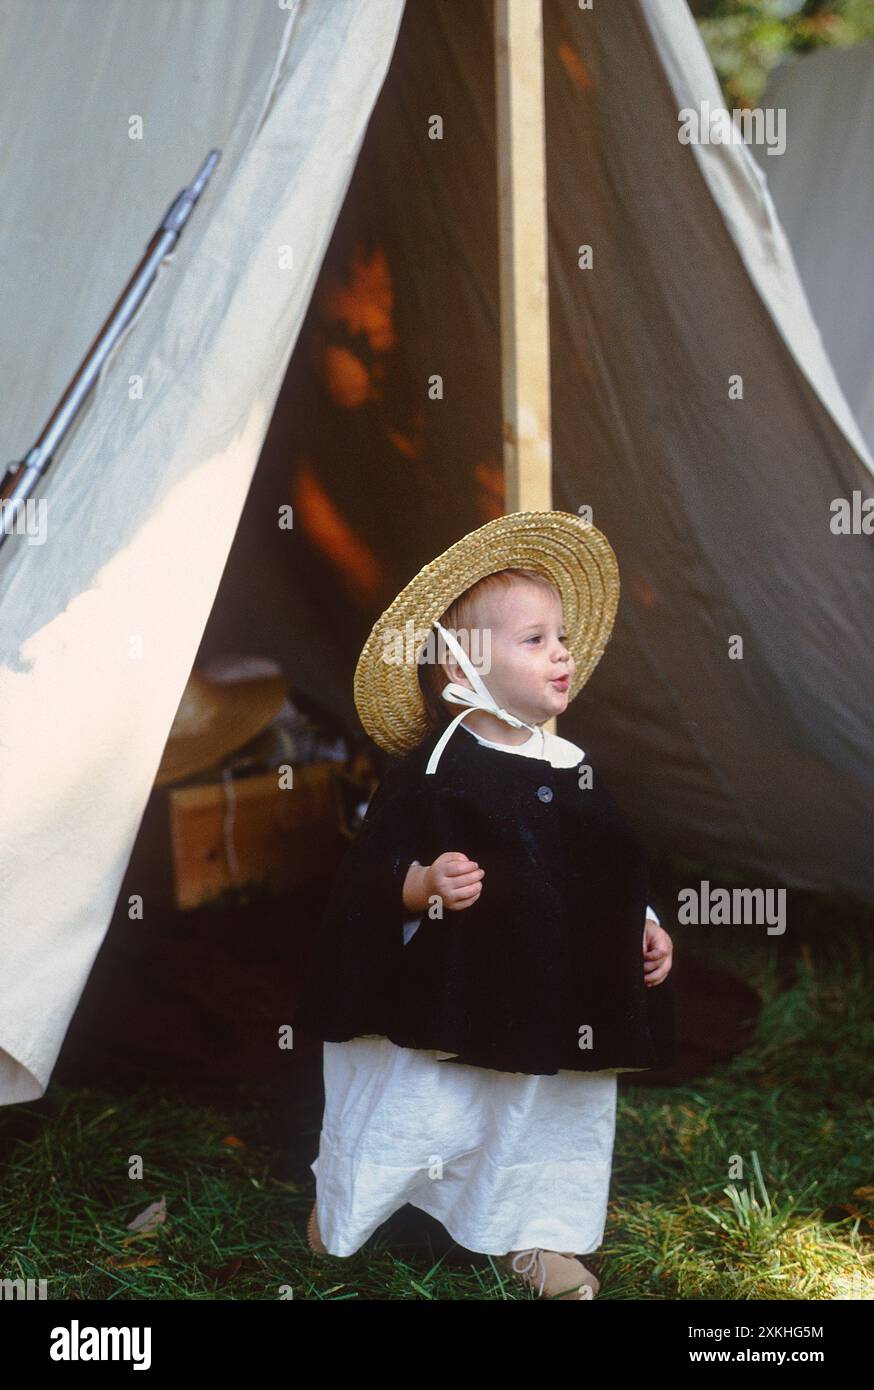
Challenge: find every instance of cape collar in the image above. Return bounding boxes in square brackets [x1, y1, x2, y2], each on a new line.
[409, 722, 586, 785]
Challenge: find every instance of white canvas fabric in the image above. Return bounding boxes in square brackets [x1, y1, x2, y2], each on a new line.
[639, 0, 873, 468]
[0, 0, 405, 1103]
[753, 40, 874, 457]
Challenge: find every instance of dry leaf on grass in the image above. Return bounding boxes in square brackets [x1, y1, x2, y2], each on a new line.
[126, 1196, 167, 1233]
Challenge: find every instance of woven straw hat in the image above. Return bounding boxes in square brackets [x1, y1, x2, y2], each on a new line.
[154, 666, 288, 788]
[353, 510, 620, 757]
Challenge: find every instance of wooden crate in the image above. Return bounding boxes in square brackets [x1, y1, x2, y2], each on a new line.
[167, 762, 341, 909]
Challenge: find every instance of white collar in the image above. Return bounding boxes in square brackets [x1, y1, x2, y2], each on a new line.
[461, 722, 586, 768]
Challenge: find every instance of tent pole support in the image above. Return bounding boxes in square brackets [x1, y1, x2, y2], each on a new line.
[495, 0, 557, 735]
[494, 0, 552, 517]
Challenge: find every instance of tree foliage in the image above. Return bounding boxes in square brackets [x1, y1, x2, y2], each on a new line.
[692, 0, 874, 105]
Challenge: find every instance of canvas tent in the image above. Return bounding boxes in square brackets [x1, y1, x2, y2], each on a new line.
[0, 0, 872, 1107]
[753, 37, 874, 463]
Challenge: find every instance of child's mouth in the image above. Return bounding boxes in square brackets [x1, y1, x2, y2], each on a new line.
[551, 676, 569, 691]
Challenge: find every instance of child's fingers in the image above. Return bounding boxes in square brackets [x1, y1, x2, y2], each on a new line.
[448, 867, 484, 886]
[645, 961, 671, 984]
[436, 869, 483, 896]
[448, 877, 483, 896]
[644, 955, 667, 973]
[443, 857, 480, 875]
[446, 883, 482, 910]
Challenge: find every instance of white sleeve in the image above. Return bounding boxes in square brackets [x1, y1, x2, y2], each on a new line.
[403, 916, 423, 945]
[645, 904, 660, 926]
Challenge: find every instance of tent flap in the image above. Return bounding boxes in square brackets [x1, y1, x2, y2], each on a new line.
[0, 0, 404, 1104]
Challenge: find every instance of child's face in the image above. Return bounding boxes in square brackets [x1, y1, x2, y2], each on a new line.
[451, 580, 575, 726]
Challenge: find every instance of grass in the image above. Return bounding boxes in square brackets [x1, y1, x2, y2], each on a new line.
[1, 899, 872, 1299]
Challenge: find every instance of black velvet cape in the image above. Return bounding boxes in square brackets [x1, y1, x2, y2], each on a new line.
[293, 723, 676, 1076]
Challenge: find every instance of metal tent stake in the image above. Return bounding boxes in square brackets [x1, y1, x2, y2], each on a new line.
[0, 148, 221, 552]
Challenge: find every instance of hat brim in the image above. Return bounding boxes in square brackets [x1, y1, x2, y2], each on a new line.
[354, 510, 620, 757]
[154, 675, 288, 788]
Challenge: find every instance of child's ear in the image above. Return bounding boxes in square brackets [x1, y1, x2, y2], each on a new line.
[444, 656, 459, 684]
[445, 658, 473, 690]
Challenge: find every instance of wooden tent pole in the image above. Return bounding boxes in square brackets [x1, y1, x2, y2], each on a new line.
[494, 0, 552, 516]
[494, 0, 557, 735]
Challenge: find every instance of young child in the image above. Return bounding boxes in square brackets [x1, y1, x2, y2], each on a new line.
[293, 511, 676, 1300]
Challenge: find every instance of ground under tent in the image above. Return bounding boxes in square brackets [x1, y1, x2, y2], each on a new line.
[0, 0, 871, 1106]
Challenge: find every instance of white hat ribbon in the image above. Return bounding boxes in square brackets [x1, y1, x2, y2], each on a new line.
[424, 619, 543, 775]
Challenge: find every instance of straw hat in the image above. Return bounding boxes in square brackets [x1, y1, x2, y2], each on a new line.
[154, 665, 288, 788]
[353, 510, 620, 757]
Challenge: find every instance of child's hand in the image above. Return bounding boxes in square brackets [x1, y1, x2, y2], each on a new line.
[426, 852, 484, 912]
[643, 918, 673, 986]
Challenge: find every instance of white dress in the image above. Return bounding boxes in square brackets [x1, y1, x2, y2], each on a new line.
[309, 723, 660, 1257]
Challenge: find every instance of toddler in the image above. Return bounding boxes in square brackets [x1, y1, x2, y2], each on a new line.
[293, 511, 676, 1300]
